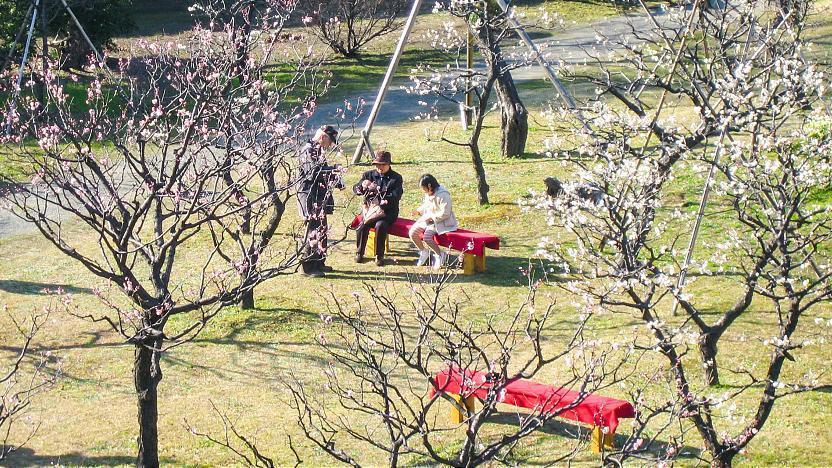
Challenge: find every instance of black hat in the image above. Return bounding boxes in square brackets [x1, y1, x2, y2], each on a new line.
[372, 150, 392, 165]
[320, 125, 338, 144]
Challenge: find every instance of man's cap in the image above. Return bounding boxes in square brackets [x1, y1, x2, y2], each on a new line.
[372, 150, 392, 165]
[320, 125, 338, 144]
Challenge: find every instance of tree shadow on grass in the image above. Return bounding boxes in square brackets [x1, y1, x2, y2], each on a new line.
[1, 447, 157, 467]
[159, 306, 337, 383]
[0, 279, 90, 295]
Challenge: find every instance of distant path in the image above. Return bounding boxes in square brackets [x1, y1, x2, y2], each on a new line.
[311, 6, 673, 127]
[0, 7, 671, 240]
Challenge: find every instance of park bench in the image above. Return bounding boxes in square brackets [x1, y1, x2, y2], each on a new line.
[350, 216, 500, 275]
[430, 367, 636, 453]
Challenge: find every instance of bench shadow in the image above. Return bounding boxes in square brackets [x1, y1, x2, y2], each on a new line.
[325, 247, 535, 287]
[486, 411, 702, 461]
[0, 279, 90, 295]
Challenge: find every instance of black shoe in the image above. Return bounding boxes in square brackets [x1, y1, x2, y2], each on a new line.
[375, 258, 385, 267]
[355, 253, 365, 263]
[321, 265, 334, 273]
[302, 269, 325, 278]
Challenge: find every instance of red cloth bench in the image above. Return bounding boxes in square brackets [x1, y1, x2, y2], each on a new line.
[430, 367, 636, 452]
[351, 216, 500, 274]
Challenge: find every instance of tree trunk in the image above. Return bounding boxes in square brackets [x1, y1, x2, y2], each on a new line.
[135, 341, 162, 468]
[495, 68, 528, 158]
[699, 332, 720, 386]
[468, 74, 495, 206]
[469, 142, 489, 205]
[711, 450, 736, 468]
[239, 288, 254, 310]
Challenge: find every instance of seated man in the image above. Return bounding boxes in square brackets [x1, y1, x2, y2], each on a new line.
[353, 150, 403, 267]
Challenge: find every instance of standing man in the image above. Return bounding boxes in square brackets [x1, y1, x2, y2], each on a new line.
[353, 150, 404, 266]
[297, 125, 343, 277]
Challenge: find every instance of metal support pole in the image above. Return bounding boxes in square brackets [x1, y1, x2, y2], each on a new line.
[351, 0, 423, 164]
[5, 0, 41, 136]
[461, 27, 474, 130]
[671, 127, 727, 316]
[37, 0, 48, 106]
[58, 0, 103, 62]
[494, 0, 593, 135]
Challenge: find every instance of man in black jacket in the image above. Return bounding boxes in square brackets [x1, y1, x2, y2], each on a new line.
[353, 150, 404, 267]
[297, 125, 343, 277]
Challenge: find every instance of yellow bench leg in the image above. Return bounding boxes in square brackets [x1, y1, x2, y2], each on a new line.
[462, 253, 487, 275]
[448, 393, 476, 424]
[590, 426, 615, 453]
[366, 230, 389, 258]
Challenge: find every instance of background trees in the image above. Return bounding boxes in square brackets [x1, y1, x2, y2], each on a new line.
[407, 1, 557, 204]
[298, 0, 409, 58]
[0, 0, 135, 70]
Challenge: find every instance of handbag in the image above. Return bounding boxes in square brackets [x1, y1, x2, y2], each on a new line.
[361, 201, 386, 226]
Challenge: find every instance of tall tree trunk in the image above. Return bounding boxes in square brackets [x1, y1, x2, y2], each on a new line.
[699, 332, 720, 386]
[468, 76, 495, 206]
[239, 288, 254, 310]
[711, 450, 736, 468]
[469, 142, 490, 205]
[495, 67, 528, 158]
[135, 340, 162, 468]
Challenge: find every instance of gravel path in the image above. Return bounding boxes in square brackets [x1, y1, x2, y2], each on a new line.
[0, 7, 672, 240]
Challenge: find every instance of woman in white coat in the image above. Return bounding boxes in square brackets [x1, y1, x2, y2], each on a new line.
[409, 174, 458, 269]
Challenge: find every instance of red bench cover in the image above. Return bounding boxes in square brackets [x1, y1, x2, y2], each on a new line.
[351, 216, 500, 257]
[430, 367, 635, 432]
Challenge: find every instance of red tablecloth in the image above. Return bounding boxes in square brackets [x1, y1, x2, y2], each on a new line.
[350, 216, 500, 257]
[430, 367, 635, 432]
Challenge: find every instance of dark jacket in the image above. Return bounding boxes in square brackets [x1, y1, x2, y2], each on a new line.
[353, 169, 404, 223]
[297, 140, 343, 220]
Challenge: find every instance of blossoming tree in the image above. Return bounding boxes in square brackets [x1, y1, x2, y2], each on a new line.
[531, 1, 832, 465]
[1, 0, 329, 465]
[192, 271, 640, 466]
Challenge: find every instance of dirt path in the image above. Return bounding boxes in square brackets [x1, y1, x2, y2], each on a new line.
[310, 7, 672, 127]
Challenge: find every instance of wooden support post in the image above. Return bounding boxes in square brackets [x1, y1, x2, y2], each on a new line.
[590, 426, 615, 453]
[462, 254, 476, 275]
[351, 0, 424, 164]
[448, 393, 476, 424]
[366, 230, 389, 258]
[462, 253, 487, 275]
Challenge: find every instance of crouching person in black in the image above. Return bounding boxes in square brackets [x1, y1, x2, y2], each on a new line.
[297, 125, 344, 277]
[353, 150, 403, 267]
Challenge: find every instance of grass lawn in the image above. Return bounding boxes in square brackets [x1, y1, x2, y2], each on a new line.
[1, 97, 832, 466]
[1, 1, 832, 466]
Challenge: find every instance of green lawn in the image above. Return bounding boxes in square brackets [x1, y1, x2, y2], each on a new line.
[2, 102, 832, 465]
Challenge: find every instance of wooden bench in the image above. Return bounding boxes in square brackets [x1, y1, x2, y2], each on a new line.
[430, 367, 636, 453]
[351, 217, 500, 275]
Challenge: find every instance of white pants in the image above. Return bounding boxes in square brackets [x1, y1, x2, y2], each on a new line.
[409, 222, 441, 255]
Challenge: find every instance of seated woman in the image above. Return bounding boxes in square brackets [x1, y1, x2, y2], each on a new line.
[409, 174, 458, 270]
